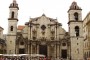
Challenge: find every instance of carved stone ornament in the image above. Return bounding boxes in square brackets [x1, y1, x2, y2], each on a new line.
[41, 30, 45, 35]
[51, 29, 55, 34]
[51, 44, 54, 47]
[41, 25, 46, 30]
[32, 29, 36, 33]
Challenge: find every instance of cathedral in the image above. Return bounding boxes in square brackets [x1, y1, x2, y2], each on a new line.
[1, 0, 87, 60]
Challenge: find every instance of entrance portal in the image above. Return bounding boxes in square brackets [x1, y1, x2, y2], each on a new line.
[61, 50, 67, 58]
[19, 49, 25, 54]
[39, 45, 47, 57]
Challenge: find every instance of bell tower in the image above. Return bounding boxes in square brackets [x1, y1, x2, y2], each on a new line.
[8, 0, 19, 35]
[7, 0, 19, 54]
[68, 1, 84, 60]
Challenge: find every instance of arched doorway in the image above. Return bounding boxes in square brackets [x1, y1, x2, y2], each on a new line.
[61, 49, 67, 59]
[39, 45, 47, 57]
[19, 48, 25, 54]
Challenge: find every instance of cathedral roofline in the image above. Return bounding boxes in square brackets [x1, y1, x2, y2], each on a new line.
[25, 22, 29, 25]
[42, 13, 46, 16]
[0, 26, 4, 30]
[29, 14, 58, 23]
[83, 12, 90, 22]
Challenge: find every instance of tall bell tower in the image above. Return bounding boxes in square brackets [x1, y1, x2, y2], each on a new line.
[7, 0, 19, 54]
[68, 1, 84, 60]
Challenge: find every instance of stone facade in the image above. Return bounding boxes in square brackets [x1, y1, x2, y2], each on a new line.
[68, 2, 84, 60]
[15, 14, 70, 59]
[5, 0, 85, 60]
[6, 0, 18, 54]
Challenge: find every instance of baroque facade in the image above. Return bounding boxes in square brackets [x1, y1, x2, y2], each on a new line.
[4, 0, 86, 60]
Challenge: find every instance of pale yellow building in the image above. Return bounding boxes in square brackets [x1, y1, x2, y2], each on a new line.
[83, 12, 90, 59]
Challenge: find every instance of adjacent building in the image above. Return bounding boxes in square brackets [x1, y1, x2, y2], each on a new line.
[83, 12, 90, 59]
[0, 27, 6, 54]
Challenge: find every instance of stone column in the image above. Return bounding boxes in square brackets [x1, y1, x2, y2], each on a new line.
[37, 45, 39, 54]
[51, 44, 55, 58]
[56, 44, 58, 58]
[47, 45, 50, 57]
[28, 27, 30, 40]
[27, 44, 29, 54]
[26, 45, 27, 54]
[57, 45, 60, 58]
[60, 45, 61, 58]
[29, 42, 31, 54]
[31, 44, 32, 54]
[54, 45, 56, 58]
[36, 44, 37, 54]
[16, 45, 19, 54]
[68, 45, 71, 60]
[59, 45, 61, 58]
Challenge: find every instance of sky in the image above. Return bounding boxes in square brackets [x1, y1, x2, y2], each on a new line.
[0, 0, 90, 34]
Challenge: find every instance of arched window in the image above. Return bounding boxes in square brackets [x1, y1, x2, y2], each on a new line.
[12, 3, 14, 6]
[11, 26, 13, 31]
[74, 12, 78, 21]
[75, 6, 76, 9]
[75, 26, 79, 37]
[11, 12, 14, 18]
